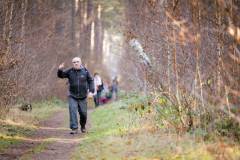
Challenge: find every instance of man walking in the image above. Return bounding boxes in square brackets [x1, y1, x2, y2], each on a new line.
[57, 57, 94, 134]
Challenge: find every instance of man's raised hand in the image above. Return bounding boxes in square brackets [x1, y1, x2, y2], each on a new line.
[58, 63, 65, 70]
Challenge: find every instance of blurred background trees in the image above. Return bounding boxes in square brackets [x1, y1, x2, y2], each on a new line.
[0, 0, 124, 116]
[123, 0, 240, 138]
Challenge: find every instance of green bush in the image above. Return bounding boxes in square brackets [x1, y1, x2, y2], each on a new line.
[216, 117, 240, 142]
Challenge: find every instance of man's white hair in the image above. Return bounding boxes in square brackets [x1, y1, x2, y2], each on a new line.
[72, 57, 81, 62]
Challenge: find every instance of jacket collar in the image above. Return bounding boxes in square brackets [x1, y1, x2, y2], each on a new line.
[73, 65, 84, 71]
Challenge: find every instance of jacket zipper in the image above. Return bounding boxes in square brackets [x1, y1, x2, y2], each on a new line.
[77, 71, 80, 95]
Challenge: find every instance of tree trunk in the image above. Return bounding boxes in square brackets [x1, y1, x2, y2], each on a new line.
[94, 4, 104, 66]
[81, 0, 93, 63]
[78, 0, 85, 55]
[5, 0, 14, 58]
[20, 0, 28, 55]
[71, 0, 75, 47]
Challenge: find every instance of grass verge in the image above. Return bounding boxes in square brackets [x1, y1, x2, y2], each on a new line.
[19, 141, 50, 160]
[0, 98, 66, 152]
[72, 96, 240, 160]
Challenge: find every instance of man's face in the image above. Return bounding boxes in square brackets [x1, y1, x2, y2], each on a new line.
[72, 58, 81, 69]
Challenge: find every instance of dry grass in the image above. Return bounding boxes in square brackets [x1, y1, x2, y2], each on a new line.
[72, 97, 240, 160]
[0, 99, 66, 152]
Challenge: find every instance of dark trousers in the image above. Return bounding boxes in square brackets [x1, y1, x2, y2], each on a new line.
[68, 96, 87, 130]
[94, 91, 101, 107]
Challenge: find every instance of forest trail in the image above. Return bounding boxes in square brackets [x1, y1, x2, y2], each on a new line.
[1, 98, 240, 160]
[0, 109, 90, 160]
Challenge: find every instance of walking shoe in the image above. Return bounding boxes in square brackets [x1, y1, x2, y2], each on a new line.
[81, 127, 86, 133]
[70, 129, 78, 134]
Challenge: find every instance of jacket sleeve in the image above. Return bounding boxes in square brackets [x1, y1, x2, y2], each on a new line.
[57, 69, 69, 78]
[87, 71, 95, 93]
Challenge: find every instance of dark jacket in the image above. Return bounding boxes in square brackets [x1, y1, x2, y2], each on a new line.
[57, 67, 94, 99]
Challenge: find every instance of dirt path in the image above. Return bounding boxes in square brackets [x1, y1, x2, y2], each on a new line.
[0, 109, 91, 160]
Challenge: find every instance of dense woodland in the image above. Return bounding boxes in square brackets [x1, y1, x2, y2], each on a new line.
[124, 0, 240, 138]
[0, 0, 240, 141]
[0, 0, 124, 105]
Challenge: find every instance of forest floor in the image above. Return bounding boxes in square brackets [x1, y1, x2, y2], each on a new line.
[0, 97, 240, 160]
[0, 108, 90, 160]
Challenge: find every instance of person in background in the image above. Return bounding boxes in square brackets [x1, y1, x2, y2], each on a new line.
[99, 81, 112, 104]
[111, 76, 119, 101]
[93, 73, 103, 107]
[104, 81, 112, 100]
[57, 57, 94, 134]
